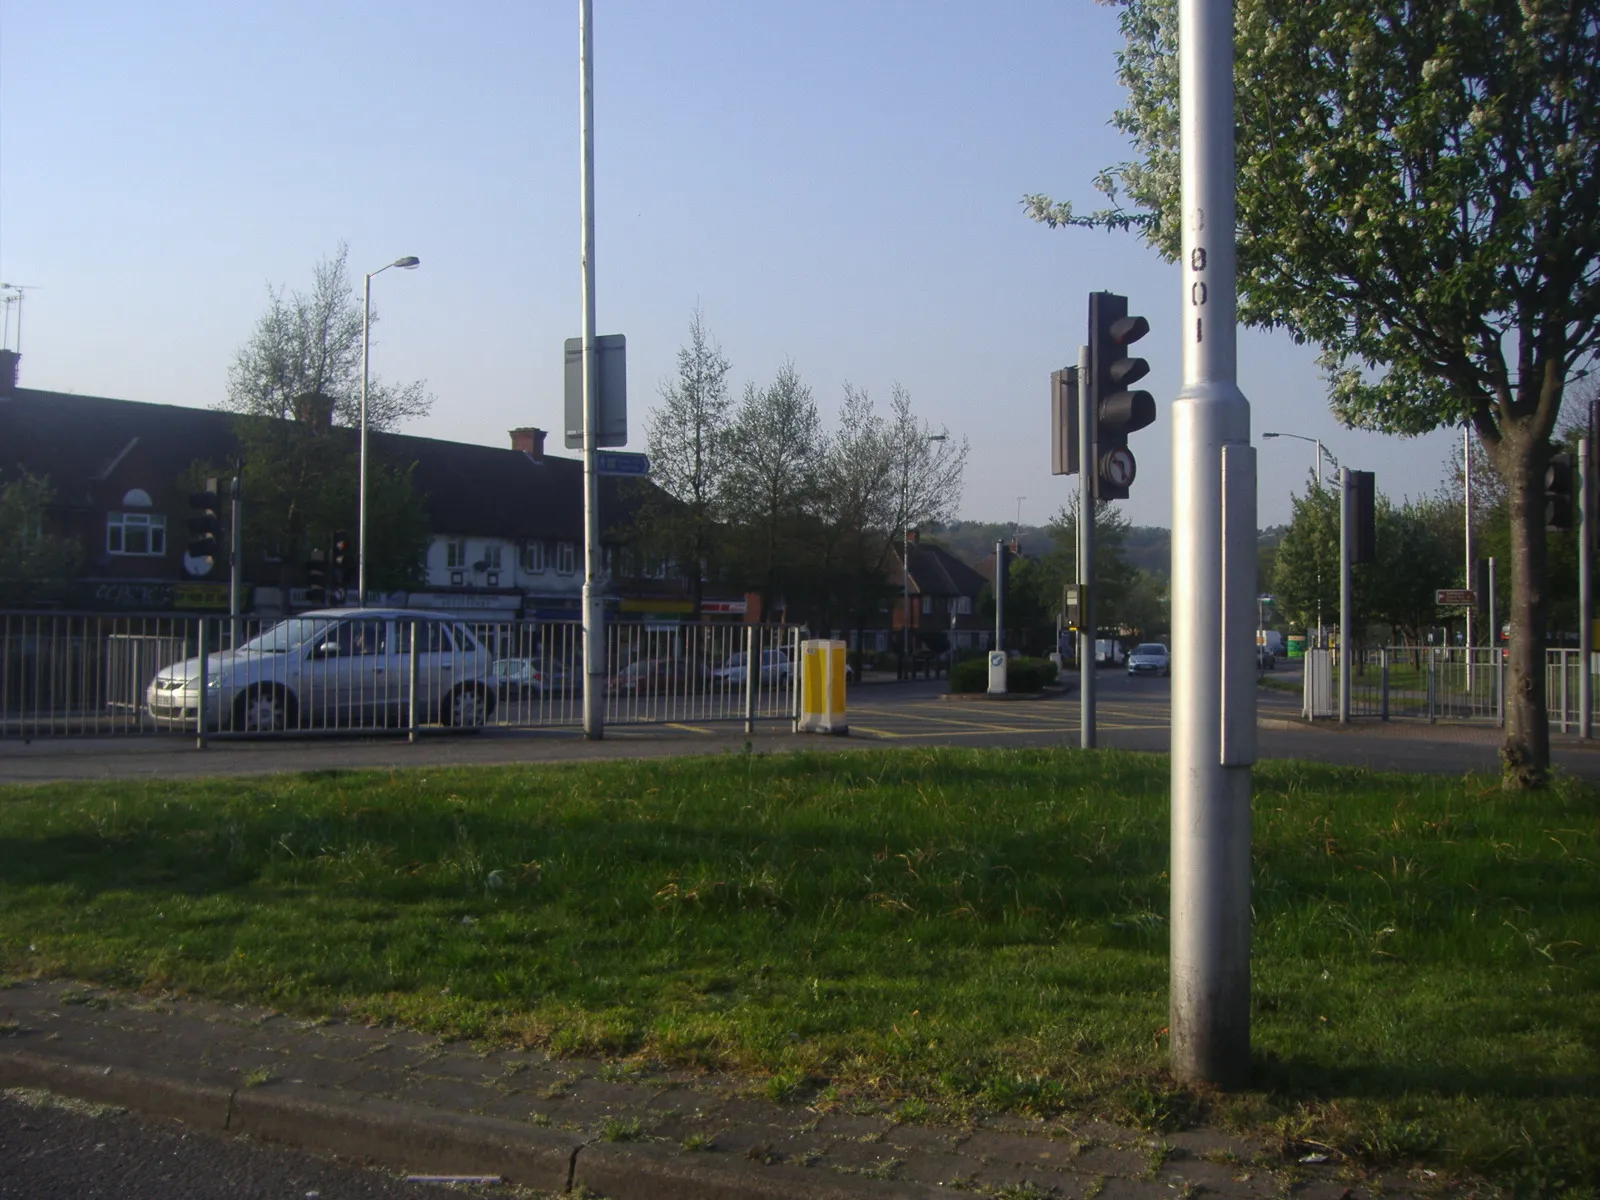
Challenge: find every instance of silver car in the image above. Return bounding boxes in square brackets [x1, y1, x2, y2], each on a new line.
[146, 608, 496, 732]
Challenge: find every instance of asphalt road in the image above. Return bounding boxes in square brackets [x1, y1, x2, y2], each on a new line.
[2, 669, 1597, 783]
[0, 1089, 527, 1200]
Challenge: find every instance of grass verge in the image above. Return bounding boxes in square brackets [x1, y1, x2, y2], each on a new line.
[0, 747, 1594, 1193]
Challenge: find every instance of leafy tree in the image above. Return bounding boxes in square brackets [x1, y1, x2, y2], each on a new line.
[1365, 496, 1461, 648]
[816, 383, 897, 635]
[227, 416, 430, 597]
[1271, 484, 1339, 644]
[1040, 498, 1140, 632]
[721, 361, 823, 614]
[1027, 0, 1600, 786]
[642, 309, 735, 616]
[220, 244, 434, 600]
[0, 471, 81, 604]
[223, 243, 432, 430]
[888, 384, 969, 541]
[1121, 568, 1171, 641]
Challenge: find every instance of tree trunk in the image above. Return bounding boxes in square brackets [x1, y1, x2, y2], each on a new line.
[1502, 436, 1551, 788]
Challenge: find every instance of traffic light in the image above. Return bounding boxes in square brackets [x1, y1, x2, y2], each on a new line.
[1546, 450, 1574, 531]
[305, 550, 328, 607]
[1050, 367, 1079, 476]
[187, 477, 221, 564]
[331, 530, 350, 593]
[1088, 292, 1155, 501]
[1349, 470, 1376, 564]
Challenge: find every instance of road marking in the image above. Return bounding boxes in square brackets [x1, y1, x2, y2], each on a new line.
[847, 725, 905, 739]
[664, 723, 715, 734]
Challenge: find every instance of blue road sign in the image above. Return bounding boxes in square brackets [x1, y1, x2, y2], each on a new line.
[595, 451, 650, 477]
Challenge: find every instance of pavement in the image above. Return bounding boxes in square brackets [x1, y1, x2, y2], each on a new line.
[0, 980, 1461, 1200]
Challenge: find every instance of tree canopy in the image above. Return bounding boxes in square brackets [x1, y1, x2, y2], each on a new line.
[1026, 0, 1600, 785]
[223, 243, 433, 431]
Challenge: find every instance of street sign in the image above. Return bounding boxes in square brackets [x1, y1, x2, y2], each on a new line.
[563, 334, 628, 448]
[1435, 588, 1477, 607]
[594, 451, 650, 477]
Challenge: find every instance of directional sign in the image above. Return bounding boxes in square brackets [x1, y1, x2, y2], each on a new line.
[595, 451, 650, 477]
[1435, 588, 1477, 607]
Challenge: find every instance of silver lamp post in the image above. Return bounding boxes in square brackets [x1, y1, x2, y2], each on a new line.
[359, 255, 421, 605]
[1261, 430, 1334, 488]
[902, 433, 947, 677]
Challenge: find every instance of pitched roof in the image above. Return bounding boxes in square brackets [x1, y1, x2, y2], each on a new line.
[0, 387, 644, 540]
[903, 541, 987, 597]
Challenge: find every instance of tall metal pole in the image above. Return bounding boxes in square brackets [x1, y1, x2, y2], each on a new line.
[902, 465, 911, 678]
[580, 0, 605, 739]
[1077, 343, 1096, 749]
[359, 273, 372, 606]
[1171, 0, 1255, 1088]
[1464, 426, 1473, 647]
[993, 539, 1004, 653]
[229, 471, 242, 648]
[1580, 434, 1592, 739]
[1338, 466, 1352, 724]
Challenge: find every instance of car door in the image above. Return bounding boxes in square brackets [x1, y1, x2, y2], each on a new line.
[394, 617, 450, 723]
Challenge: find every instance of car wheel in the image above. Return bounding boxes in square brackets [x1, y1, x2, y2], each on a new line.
[444, 684, 492, 730]
[234, 686, 293, 733]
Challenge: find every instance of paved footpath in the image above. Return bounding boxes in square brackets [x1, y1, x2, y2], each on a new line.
[0, 980, 1472, 1199]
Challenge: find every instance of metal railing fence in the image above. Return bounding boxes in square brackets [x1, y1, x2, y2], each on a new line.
[1307, 644, 1600, 730]
[0, 611, 800, 741]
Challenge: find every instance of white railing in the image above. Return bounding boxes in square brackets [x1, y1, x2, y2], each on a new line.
[0, 611, 800, 741]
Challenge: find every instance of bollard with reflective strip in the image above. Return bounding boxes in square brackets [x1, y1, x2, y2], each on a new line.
[797, 640, 848, 735]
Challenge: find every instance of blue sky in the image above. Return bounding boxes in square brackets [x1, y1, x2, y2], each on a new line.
[0, 0, 1460, 531]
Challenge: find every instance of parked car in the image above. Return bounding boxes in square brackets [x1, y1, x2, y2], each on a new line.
[145, 609, 496, 732]
[490, 656, 578, 698]
[608, 657, 706, 696]
[709, 649, 791, 686]
[1126, 643, 1171, 677]
[1095, 638, 1126, 667]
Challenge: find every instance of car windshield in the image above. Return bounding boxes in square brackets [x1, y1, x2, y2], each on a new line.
[1135, 644, 1166, 655]
[722, 653, 747, 668]
[238, 618, 338, 654]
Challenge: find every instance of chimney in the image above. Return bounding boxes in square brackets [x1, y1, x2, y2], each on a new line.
[0, 349, 18, 396]
[510, 427, 547, 460]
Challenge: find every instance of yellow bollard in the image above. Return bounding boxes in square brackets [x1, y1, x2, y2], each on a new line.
[798, 639, 848, 735]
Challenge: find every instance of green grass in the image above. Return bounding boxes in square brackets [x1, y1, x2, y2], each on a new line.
[0, 748, 1595, 1193]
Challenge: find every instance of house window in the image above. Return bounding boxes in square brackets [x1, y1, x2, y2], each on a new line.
[556, 541, 576, 574]
[107, 512, 167, 557]
[950, 596, 973, 616]
[521, 541, 546, 573]
[446, 540, 466, 569]
[921, 595, 933, 614]
[482, 544, 502, 570]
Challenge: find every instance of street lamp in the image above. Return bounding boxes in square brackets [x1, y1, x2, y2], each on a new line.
[1262, 430, 1338, 647]
[903, 433, 947, 677]
[359, 255, 420, 605]
[1261, 430, 1336, 488]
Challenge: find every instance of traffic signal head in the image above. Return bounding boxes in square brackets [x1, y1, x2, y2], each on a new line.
[187, 477, 221, 561]
[331, 530, 350, 586]
[1050, 367, 1079, 476]
[305, 550, 328, 606]
[1088, 292, 1155, 501]
[1349, 470, 1376, 564]
[1546, 450, 1574, 531]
